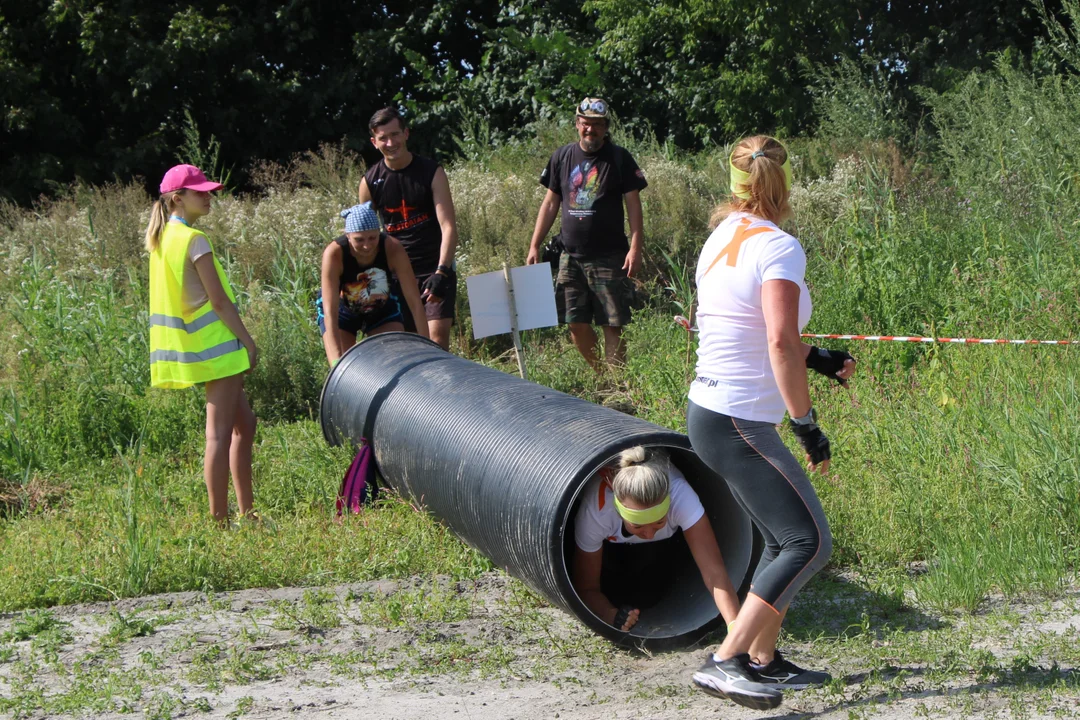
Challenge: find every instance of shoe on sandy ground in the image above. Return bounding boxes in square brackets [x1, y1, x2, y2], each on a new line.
[692, 652, 783, 710]
[754, 650, 832, 689]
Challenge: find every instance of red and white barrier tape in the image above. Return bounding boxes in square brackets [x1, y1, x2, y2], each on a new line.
[800, 333, 1079, 345]
[673, 316, 1079, 345]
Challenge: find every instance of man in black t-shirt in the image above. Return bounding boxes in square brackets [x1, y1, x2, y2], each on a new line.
[526, 98, 648, 370]
[358, 107, 458, 351]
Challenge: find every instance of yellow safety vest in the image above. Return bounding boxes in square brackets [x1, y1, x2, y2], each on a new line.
[148, 222, 250, 389]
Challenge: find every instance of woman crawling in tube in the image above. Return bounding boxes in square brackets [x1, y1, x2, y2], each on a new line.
[572, 447, 740, 632]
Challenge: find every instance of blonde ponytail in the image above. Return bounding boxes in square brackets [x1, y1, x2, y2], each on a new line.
[710, 135, 792, 227]
[144, 196, 170, 253]
[612, 447, 670, 507]
[618, 446, 647, 468]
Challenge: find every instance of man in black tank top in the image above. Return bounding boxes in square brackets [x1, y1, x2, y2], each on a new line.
[359, 107, 458, 351]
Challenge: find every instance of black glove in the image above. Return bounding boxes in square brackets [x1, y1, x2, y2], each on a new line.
[789, 410, 831, 466]
[806, 346, 853, 386]
[612, 604, 635, 630]
[422, 268, 455, 300]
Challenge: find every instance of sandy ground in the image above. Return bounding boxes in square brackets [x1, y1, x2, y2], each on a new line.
[1, 574, 1078, 720]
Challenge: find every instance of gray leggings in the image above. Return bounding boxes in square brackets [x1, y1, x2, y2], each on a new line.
[687, 401, 833, 612]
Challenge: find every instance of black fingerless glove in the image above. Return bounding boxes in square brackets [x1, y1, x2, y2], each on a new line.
[612, 604, 635, 630]
[422, 268, 455, 299]
[806, 346, 853, 385]
[789, 410, 831, 465]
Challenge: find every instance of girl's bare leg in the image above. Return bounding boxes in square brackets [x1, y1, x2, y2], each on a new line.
[230, 387, 257, 516]
[204, 374, 243, 523]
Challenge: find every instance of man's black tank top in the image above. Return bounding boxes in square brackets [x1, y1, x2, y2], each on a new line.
[335, 233, 398, 315]
[364, 154, 442, 275]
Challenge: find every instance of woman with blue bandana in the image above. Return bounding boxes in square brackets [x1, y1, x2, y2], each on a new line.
[318, 202, 428, 366]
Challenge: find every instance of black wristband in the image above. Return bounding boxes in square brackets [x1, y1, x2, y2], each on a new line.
[790, 422, 831, 464]
[436, 264, 454, 275]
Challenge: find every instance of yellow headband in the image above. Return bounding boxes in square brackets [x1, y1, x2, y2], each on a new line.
[729, 143, 793, 200]
[613, 494, 671, 525]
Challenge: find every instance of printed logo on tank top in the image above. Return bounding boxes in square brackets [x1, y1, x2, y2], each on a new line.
[342, 267, 391, 312]
[383, 199, 431, 234]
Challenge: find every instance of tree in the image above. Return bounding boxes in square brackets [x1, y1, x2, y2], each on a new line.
[0, 0, 500, 203]
[401, 1, 608, 152]
[1, 0, 1070, 202]
[582, 0, 857, 143]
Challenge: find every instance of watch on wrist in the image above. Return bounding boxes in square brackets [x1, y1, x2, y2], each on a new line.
[437, 264, 453, 275]
[790, 408, 817, 426]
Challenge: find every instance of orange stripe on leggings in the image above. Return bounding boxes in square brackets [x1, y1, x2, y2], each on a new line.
[732, 417, 827, 607]
[747, 591, 782, 616]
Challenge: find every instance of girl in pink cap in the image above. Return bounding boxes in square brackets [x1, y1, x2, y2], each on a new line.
[145, 164, 259, 525]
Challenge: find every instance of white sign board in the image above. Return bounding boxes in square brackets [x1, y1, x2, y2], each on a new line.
[466, 263, 559, 340]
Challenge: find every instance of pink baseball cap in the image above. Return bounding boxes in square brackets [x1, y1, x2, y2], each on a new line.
[159, 164, 224, 194]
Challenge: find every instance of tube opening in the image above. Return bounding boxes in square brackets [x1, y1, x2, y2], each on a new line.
[560, 445, 754, 645]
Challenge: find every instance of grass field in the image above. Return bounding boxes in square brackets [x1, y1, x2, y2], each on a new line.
[1, 50, 1079, 718]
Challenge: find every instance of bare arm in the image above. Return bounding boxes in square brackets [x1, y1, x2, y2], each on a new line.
[765, 281, 849, 475]
[386, 236, 430, 339]
[526, 189, 562, 264]
[762, 279, 812, 420]
[358, 177, 372, 204]
[572, 546, 638, 630]
[194, 253, 257, 369]
[683, 515, 740, 625]
[320, 243, 345, 366]
[431, 167, 458, 270]
[623, 189, 644, 277]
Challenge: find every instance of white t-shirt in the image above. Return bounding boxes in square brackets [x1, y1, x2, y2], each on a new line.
[688, 212, 812, 423]
[574, 467, 705, 553]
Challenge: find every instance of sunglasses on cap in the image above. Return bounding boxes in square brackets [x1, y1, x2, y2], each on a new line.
[578, 99, 607, 116]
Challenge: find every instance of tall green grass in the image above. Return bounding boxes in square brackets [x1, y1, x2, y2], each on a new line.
[1, 53, 1079, 613]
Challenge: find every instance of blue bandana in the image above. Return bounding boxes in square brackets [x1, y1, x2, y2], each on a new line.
[341, 202, 380, 233]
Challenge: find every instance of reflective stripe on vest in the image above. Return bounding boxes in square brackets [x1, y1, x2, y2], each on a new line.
[149, 310, 221, 333]
[149, 339, 244, 365]
[148, 302, 239, 334]
[148, 222, 250, 389]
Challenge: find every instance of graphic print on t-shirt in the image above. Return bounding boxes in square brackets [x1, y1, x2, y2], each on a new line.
[568, 161, 601, 214]
[342, 267, 391, 312]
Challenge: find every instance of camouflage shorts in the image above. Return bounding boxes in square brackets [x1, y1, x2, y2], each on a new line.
[556, 252, 633, 327]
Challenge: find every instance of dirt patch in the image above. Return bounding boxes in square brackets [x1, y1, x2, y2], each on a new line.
[1, 574, 1077, 719]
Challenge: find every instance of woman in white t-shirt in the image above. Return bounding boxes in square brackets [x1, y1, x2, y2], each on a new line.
[572, 447, 740, 634]
[687, 136, 856, 711]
